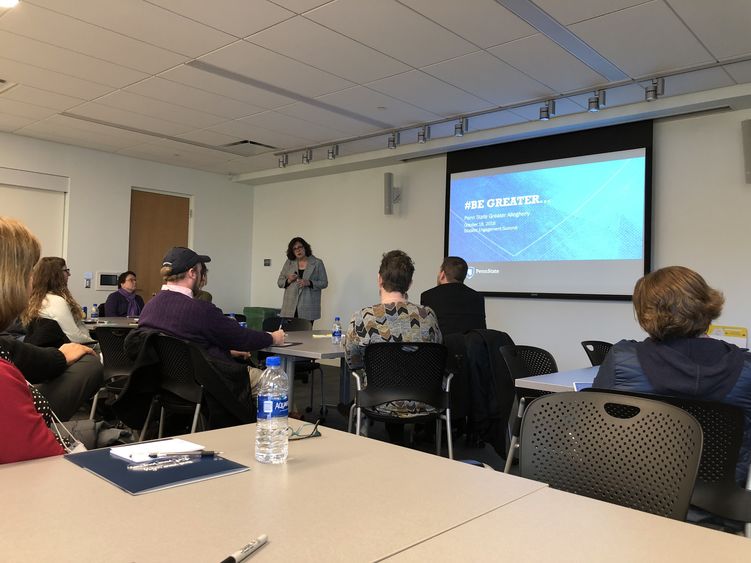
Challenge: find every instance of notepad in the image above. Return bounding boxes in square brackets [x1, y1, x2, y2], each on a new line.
[110, 438, 204, 463]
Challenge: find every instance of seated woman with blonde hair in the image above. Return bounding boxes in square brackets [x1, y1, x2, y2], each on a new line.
[0, 217, 64, 463]
[22, 257, 98, 350]
[594, 265, 751, 483]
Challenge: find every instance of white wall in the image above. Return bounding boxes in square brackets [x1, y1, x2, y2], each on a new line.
[0, 132, 254, 313]
[250, 108, 751, 370]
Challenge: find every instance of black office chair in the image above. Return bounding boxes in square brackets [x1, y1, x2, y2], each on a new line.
[225, 313, 247, 323]
[89, 325, 134, 419]
[262, 316, 325, 417]
[500, 344, 558, 472]
[97, 303, 106, 318]
[581, 340, 613, 366]
[140, 335, 204, 440]
[349, 342, 454, 459]
[583, 388, 751, 532]
[519, 391, 703, 520]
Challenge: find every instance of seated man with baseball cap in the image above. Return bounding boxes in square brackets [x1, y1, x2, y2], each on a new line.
[126, 247, 284, 429]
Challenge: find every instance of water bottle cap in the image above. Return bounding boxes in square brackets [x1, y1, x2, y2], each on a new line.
[266, 356, 281, 367]
[335, 316, 340, 321]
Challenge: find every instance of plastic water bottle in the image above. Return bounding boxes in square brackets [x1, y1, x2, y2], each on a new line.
[91, 304, 99, 322]
[82, 306, 88, 320]
[332, 316, 342, 345]
[255, 356, 289, 464]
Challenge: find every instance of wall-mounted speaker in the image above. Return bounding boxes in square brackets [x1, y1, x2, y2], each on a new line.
[384, 172, 402, 215]
[743, 120, 751, 183]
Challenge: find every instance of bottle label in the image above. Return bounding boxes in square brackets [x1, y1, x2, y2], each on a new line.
[257, 395, 289, 419]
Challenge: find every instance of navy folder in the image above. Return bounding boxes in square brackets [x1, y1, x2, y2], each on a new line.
[65, 448, 249, 495]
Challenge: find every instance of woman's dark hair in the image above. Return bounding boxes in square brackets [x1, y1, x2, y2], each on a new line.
[22, 257, 83, 324]
[379, 250, 414, 294]
[118, 270, 136, 287]
[633, 266, 724, 340]
[286, 237, 312, 261]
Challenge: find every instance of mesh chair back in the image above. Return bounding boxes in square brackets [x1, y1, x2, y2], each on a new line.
[95, 326, 135, 381]
[581, 340, 613, 366]
[152, 336, 203, 404]
[520, 391, 703, 520]
[262, 316, 311, 332]
[98, 303, 106, 318]
[359, 342, 448, 409]
[500, 345, 558, 379]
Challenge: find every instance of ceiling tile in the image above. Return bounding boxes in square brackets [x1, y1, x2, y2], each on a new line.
[306, 0, 477, 67]
[366, 70, 494, 117]
[667, 0, 751, 60]
[176, 129, 244, 147]
[569, 1, 714, 78]
[198, 40, 355, 97]
[533, 0, 650, 25]
[19, 129, 136, 152]
[0, 96, 58, 120]
[30, 0, 236, 58]
[724, 60, 751, 84]
[0, 2, 186, 74]
[125, 77, 265, 119]
[423, 51, 554, 106]
[248, 16, 410, 83]
[0, 56, 115, 99]
[117, 140, 235, 166]
[147, 0, 294, 38]
[207, 119, 311, 149]
[0, 112, 36, 132]
[159, 65, 299, 109]
[275, 102, 383, 136]
[314, 86, 441, 128]
[467, 110, 528, 131]
[658, 67, 735, 98]
[18, 117, 147, 149]
[71, 102, 194, 136]
[0, 30, 148, 88]
[95, 91, 227, 129]
[240, 110, 350, 142]
[270, 0, 333, 14]
[398, 0, 537, 48]
[41, 114, 157, 144]
[489, 34, 608, 93]
[0, 84, 84, 111]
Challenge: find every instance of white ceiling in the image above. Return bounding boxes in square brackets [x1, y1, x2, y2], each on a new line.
[0, 0, 750, 175]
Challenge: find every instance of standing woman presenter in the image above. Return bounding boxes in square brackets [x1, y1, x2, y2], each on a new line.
[277, 237, 328, 326]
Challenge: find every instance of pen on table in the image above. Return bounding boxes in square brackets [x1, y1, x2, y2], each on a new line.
[220, 534, 267, 563]
[148, 450, 222, 459]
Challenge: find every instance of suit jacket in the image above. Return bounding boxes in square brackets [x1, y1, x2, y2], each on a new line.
[277, 255, 328, 321]
[420, 283, 486, 336]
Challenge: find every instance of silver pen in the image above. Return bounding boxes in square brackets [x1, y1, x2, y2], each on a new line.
[220, 535, 267, 563]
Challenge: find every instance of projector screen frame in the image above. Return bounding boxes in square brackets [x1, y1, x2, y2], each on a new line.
[444, 121, 653, 301]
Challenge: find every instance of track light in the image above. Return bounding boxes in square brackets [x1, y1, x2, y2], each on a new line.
[454, 118, 467, 137]
[645, 77, 664, 102]
[387, 131, 400, 150]
[327, 144, 339, 160]
[301, 148, 312, 164]
[278, 154, 288, 168]
[539, 100, 556, 121]
[587, 90, 606, 112]
[417, 125, 430, 144]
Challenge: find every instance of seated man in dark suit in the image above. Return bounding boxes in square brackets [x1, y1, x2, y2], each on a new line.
[420, 256, 486, 336]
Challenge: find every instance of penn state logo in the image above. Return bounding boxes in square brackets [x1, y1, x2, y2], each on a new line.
[466, 266, 476, 280]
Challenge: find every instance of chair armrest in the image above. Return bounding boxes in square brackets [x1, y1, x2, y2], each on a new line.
[352, 371, 364, 391]
[443, 372, 454, 393]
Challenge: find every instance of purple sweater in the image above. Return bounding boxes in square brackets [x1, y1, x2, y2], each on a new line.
[138, 290, 272, 362]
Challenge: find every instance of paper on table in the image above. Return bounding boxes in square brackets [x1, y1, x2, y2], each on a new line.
[312, 333, 332, 338]
[110, 438, 204, 463]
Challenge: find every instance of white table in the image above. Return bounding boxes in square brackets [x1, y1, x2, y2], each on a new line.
[0, 425, 546, 562]
[263, 330, 348, 411]
[384, 487, 751, 562]
[515, 366, 598, 393]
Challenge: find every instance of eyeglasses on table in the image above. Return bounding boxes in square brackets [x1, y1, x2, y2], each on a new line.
[287, 419, 321, 441]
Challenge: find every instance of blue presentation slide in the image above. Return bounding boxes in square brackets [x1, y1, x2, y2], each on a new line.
[448, 155, 645, 262]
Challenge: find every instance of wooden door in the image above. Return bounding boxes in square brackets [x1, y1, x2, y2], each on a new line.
[128, 190, 190, 303]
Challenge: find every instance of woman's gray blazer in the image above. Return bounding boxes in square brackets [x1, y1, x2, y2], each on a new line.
[277, 255, 328, 321]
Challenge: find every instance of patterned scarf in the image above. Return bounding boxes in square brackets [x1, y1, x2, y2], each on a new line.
[118, 288, 141, 317]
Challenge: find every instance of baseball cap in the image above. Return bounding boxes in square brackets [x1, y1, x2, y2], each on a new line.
[162, 246, 211, 276]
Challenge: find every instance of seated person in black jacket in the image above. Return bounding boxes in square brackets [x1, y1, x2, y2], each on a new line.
[0, 333, 103, 420]
[420, 256, 486, 336]
[104, 271, 144, 317]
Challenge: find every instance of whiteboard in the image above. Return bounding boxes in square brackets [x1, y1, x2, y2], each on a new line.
[0, 183, 65, 256]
